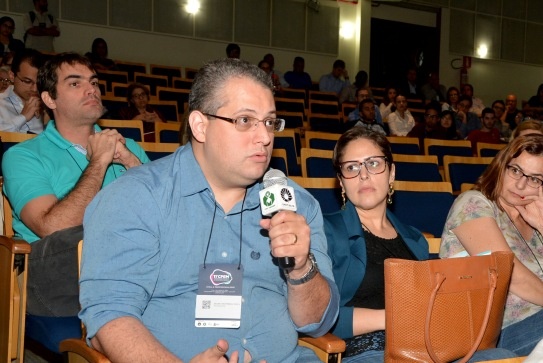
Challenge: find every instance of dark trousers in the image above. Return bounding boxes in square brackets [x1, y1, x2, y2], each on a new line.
[27, 225, 83, 317]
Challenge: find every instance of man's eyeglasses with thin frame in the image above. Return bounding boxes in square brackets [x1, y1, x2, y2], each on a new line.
[0, 78, 12, 85]
[203, 113, 285, 133]
[506, 165, 543, 188]
[339, 156, 388, 179]
[15, 74, 36, 87]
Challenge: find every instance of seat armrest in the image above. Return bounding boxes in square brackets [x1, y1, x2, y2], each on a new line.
[298, 332, 345, 353]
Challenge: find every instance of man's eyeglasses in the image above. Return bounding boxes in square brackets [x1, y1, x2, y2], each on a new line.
[506, 165, 543, 188]
[203, 113, 285, 133]
[15, 75, 36, 87]
[339, 156, 388, 179]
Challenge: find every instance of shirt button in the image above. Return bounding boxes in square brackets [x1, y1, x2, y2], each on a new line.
[221, 251, 228, 258]
[242, 338, 247, 345]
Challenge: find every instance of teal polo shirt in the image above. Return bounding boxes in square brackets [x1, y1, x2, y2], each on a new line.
[2, 121, 150, 243]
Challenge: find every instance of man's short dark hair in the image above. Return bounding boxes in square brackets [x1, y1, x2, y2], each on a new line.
[11, 48, 44, 75]
[187, 58, 273, 141]
[463, 83, 474, 93]
[333, 59, 345, 69]
[425, 100, 441, 115]
[481, 107, 495, 119]
[492, 100, 505, 108]
[359, 98, 375, 112]
[226, 43, 240, 57]
[294, 56, 304, 63]
[459, 94, 473, 107]
[37, 52, 95, 99]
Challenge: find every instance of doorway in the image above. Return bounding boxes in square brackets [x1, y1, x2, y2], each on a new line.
[369, 15, 440, 89]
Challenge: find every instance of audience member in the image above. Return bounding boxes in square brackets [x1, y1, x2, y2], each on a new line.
[456, 95, 481, 139]
[505, 94, 523, 131]
[527, 84, 543, 108]
[258, 59, 281, 91]
[400, 67, 422, 99]
[0, 65, 12, 93]
[442, 86, 460, 112]
[493, 99, 512, 138]
[284, 56, 312, 90]
[79, 58, 339, 362]
[263, 53, 288, 88]
[85, 38, 117, 71]
[0, 48, 45, 133]
[2, 52, 149, 353]
[225, 43, 240, 59]
[340, 70, 368, 104]
[345, 98, 386, 135]
[23, 0, 60, 52]
[440, 110, 459, 140]
[0, 17, 24, 60]
[119, 82, 165, 141]
[0, 49, 14, 67]
[325, 128, 428, 361]
[421, 71, 446, 104]
[408, 101, 446, 141]
[462, 83, 485, 116]
[387, 93, 414, 136]
[319, 59, 350, 95]
[510, 120, 543, 140]
[466, 107, 501, 154]
[440, 134, 543, 357]
[378, 85, 397, 121]
[347, 87, 383, 126]
[326, 128, 514, 362]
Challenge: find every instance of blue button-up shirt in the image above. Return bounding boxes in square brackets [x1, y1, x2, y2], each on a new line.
[80, 143, 339, 362]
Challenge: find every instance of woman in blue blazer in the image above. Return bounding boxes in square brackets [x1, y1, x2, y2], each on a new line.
[324, 128, 518, 362]
[324, 127, 428, 362]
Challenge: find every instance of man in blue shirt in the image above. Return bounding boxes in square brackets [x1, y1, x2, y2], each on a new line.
[80, 58, 339, 362]
[319, 59, 350, 95]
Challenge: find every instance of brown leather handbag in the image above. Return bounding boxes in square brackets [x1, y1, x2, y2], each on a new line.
[384, 251, 514, 363]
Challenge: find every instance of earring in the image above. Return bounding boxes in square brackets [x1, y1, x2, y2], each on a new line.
[341, 189, 346, 210]
[387, 183, 394, 205]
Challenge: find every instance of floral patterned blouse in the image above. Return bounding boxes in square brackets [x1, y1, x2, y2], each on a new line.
[440, 190, 543, 328]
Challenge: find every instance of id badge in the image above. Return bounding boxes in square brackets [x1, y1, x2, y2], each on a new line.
[195, 263, 243, 329]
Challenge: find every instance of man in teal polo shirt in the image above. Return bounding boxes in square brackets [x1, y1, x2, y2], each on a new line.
[2, 52, 149, 353]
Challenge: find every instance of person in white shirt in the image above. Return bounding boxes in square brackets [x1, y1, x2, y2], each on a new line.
[387, 94, 415, 136]
[0, 48, 45, 133]
[22, 0, 60, 52]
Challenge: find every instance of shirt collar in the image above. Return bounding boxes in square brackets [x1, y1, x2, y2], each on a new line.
[176, 143, 261, 212]
[43, 120, 102, 150]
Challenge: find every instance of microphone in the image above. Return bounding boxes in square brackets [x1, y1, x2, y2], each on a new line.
[259, 169, 297, 271]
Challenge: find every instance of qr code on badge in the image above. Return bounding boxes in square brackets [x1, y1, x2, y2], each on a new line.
[202, 300, 211, 309]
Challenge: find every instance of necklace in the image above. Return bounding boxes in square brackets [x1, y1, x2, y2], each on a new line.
[506, 212, 543, 274]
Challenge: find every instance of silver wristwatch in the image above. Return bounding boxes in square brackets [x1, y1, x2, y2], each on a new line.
[285, 253, 319, 285]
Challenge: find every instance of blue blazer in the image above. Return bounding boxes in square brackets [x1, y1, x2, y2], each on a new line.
[324, 201, 429, 339]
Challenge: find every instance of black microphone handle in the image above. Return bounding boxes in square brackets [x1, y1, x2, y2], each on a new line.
[279, 256, 296, 272]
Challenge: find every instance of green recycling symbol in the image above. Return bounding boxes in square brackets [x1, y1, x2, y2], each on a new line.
[263, 191, 275, 206]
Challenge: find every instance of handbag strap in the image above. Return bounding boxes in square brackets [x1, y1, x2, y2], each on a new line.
[424, 269, 498, 363]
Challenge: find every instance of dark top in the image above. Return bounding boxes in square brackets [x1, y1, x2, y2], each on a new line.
[2, 38, 24, 56]
[347, 229, 415, 309]
[119, 105, 165, 134]
[528, 96, 543, 108]
[284, 71, 312, 90]
[85, 52, 117, 71]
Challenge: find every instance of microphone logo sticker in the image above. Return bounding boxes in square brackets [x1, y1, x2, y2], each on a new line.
[280, 188, 293, 202]
[210, 269, 233, 286]
[263, 191, 275, 207]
